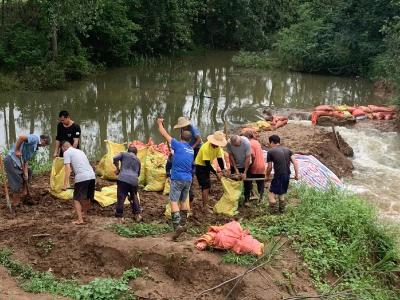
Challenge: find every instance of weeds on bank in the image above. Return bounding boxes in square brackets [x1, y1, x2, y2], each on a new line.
[243, 186, 400, 300]
[30, 148, 52, 175]
[232, 51, 279, 69]
[112, 222, 172, 238]
[222, 252, 258, 266]
[0, 248, 142, 299]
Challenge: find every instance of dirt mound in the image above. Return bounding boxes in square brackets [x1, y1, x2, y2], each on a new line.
[256, 123, 354, 178]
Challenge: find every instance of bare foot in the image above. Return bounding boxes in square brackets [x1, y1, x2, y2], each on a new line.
[72, 220, 85, 225]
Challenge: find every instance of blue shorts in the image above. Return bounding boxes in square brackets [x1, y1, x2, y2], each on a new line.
[170, 180, 191, 202]
[269, 174, 290, 195]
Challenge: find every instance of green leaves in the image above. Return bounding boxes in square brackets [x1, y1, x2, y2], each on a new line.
[0, 249, 142, 300]
[112, 222, 172, 238]
[243, 186, 400, 299]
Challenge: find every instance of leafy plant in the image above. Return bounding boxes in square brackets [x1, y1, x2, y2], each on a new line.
[222, 252, 258, 266]
[36, 239, 55, 255]
[112, 222, 172, 238]
[0, 248, 142, 299]
[232, 51, 278, 69]
[244, 186, 400, 299]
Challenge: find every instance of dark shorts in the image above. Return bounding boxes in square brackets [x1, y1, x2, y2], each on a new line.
[269, 174, 290, 195]
[196, 165, 211, 190]
[74, 179, 95, 201]
[4, 155, 23, 193]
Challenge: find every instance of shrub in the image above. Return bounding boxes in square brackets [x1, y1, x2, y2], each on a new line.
[246, 186, 400, 299]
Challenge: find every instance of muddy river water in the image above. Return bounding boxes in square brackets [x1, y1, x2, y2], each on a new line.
[0, 51, 398, 219]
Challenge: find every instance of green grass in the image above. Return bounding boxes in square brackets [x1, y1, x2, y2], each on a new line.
[244, 186, 400, 300]
[222, 252, 258, 266]
[232, 51, 279, 69]
[0, 248, 142, 299]
[112, 222, 172, 238]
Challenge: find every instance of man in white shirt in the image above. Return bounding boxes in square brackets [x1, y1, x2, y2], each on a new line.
[62, 141, 95, 225]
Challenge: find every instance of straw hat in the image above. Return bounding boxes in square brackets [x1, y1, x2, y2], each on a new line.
[174, 117, 191, 129]
[207, 131, 227, 147]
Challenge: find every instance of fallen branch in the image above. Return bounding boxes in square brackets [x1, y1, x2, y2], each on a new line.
[195, 238, 286, 298]
[32, 233, 51, 238]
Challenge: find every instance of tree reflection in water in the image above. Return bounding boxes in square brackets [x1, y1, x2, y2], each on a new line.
[0, 51, 380, 159]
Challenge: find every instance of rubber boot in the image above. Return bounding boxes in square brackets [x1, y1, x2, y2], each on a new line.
[268, 202, 279, 215]
[171, 211, 181, 230]
[172, 211, 185, 241]
[180, 210, 188, 227]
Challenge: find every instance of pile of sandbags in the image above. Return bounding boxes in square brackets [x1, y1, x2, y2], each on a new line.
[311, 104, 397, 125]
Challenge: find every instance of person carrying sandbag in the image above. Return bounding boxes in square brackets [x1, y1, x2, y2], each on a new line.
[265, 135, 299, 214]
[157, 118, 194, 240]
[62, 141, 95, 225]
[195, 131, 227, 212]
[113, 144, 142, 222]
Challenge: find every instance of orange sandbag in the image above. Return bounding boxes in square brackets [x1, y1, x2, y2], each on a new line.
[352, 108, 365, 117]
[331, 111, 345, 119]
[368, 105, 395, 113]
[274, 119, 288, 129]
[315, 105, 334, 111]
[347, 106, 356, 113]
[359, 106, 372, 113]
[194, 221, 264, 256]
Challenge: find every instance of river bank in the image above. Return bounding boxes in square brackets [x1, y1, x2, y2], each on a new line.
[1, 122, 399, 299]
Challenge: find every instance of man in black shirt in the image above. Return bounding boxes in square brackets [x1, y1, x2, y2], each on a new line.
[53, 111, 81, 157]
[266, 135, 299, 214]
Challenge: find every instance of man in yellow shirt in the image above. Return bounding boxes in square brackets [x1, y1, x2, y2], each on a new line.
[195, 131, 227, 211]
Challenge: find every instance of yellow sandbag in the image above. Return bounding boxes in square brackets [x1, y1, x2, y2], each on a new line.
[163, 178, 170, 195]
[143, 148, 167, 192]
[343, 111, 352, 119]
[213, 177, 243, 216]
[255, 120, 271, 130]
[164, 198, 191, 219]
[137, 147, 148, 186]
[50, 158, 73, 200]
[94, 185, 130, 207]
[96, 141, 126, 180]
[336, 104, 348, 112]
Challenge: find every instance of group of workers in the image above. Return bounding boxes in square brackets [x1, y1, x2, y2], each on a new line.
[2, 110, 299, 239]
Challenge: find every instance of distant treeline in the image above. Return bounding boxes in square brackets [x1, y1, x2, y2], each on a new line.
[0, 0, 399, 90]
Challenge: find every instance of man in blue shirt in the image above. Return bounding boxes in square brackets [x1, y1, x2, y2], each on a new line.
[3, 134, 51, 212]
[157, 118, 194, 240]
[174, 117, 202, 203]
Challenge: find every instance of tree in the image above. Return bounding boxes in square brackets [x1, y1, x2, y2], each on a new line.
[40, 0, 103, 60]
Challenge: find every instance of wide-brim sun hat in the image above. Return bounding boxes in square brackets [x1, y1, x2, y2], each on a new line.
[174, 117, 191, 129]
[207, 131, 227, 147]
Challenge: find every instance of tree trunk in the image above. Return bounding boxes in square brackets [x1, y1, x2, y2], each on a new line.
[1, 0, 5, 30]
[52, 22, 58, 60]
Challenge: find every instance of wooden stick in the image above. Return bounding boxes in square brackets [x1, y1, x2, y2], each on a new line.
[331, 125, 341, 150]
[32, 233, 51, 238]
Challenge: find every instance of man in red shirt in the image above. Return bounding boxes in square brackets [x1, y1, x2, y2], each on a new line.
[242, 130, 266, 204]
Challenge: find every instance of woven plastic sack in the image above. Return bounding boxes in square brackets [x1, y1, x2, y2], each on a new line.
[143, 148, 167, 192]
[94, 185, 131, 207]
[96, 141, 126, 180]
[213, 177, 243, 216]
[50, 157, 73, 200]
[163, 178, 170, 195]
[137, 147, 148, 186]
